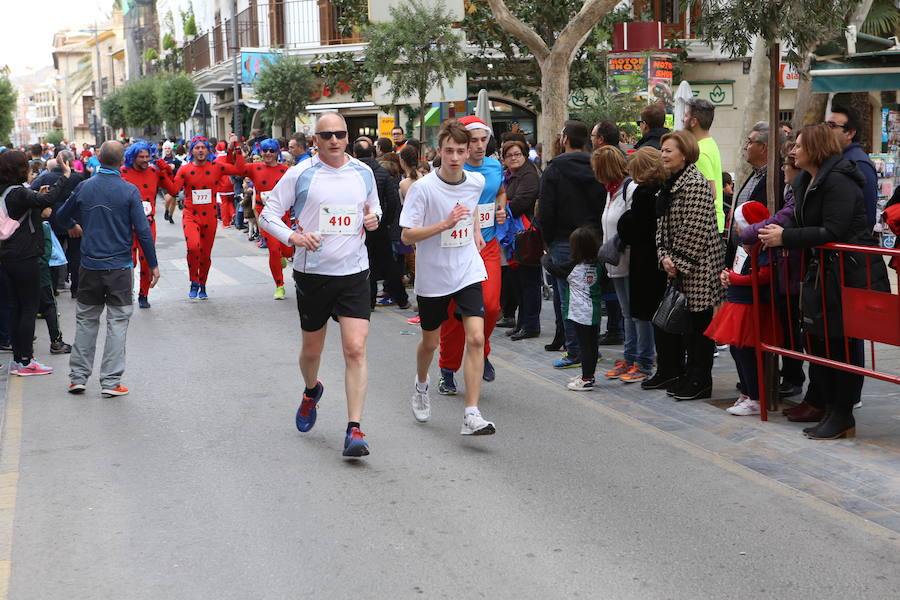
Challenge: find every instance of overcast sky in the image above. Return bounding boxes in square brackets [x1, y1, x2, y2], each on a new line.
[3, 0, 114, 77]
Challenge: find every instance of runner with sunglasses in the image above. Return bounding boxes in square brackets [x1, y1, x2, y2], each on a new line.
[225, 138, 292, 299]
[260, 112, 382, 458]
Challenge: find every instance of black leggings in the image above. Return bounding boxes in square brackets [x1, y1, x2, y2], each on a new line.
[730, 345, 759, 399]
[573, 322, 600, 381]
[38, 284, 62, 343]
[1, 258, 41, 364]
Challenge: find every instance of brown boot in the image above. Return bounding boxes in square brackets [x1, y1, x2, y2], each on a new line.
[785, 401, 826, 422]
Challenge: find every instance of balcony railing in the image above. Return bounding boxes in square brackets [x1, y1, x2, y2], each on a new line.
[182, 0, 361, 75]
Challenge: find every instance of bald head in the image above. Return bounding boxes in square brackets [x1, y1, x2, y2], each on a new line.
[99, 141, 125, 168]
[316, 111, 347, 131]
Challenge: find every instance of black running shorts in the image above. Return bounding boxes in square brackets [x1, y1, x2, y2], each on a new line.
[416, 282, 485, 332]
[293, 269, 371, 332]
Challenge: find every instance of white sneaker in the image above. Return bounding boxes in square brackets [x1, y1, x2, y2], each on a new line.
[730, 394, 750, 408]
[853, 400, 863, 409]
[566, 378, 594, 391]
[727, 398, 761, 416]
[461, 411, 495, 435]
[411, 382, 431, 423]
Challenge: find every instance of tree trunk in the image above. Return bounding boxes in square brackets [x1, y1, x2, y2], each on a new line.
[849, 91, 873, 152]
[419, 93, 426, 146]
[791, 49, 828, 129]
[538, 55, 571, 160]
[735, 38, 770, 186]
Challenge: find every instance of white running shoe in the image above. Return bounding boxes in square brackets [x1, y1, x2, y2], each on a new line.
[727, 398, 761, 416]
[853, 400, 863, 409]
[411, 382, 431, 423]
[730, 394, 750, 408]
[566, 378, 594, 391]
[461, 411, 495, 435]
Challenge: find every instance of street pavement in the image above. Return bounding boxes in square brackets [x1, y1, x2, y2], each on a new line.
[3, 211, 900, 599]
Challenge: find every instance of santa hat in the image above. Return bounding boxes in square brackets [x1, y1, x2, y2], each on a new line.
[216, 141, 226, 152]
[734, 201, 770, 230]
[458, 115, 492, 135]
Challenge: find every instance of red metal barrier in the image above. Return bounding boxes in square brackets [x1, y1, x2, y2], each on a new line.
[749, 242, 900, 422]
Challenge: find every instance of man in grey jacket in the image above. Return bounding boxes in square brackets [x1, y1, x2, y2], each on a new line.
[55, 141, 160, 397]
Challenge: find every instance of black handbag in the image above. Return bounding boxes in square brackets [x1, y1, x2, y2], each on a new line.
[653, 277, 691, 334]
[514, 222, 544, 266]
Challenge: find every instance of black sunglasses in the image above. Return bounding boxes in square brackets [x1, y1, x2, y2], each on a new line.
[316, 130, 348, 140]
[824, 121, 849, 131]
[261, 148, 278, 153]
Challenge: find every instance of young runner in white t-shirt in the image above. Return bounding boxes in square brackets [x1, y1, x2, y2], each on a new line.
[398, 119, 495, 436]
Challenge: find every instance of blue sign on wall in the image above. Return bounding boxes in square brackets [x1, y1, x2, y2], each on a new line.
[241, 51, 281, 86]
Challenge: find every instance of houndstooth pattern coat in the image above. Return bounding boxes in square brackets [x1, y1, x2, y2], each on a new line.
[656, 164, 726, 312]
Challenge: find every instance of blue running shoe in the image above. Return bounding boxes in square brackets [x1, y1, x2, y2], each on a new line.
[198, 285, 208, 300]
[295, 381, 323, 432]
[376, 296, 396, 306]
[553, 353, 581, 369]
[188, 282, 200, 299]
[342, 427, 369, 457]
[438, 368, 457, 395]
[138, 295, 151, 309]
[483, 357, 496, 382]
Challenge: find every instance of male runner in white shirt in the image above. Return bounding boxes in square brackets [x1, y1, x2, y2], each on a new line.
[261, 112, 381, 457]
[399, 119, 496, 435]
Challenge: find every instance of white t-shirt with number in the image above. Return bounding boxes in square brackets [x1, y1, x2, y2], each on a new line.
[260, 154, 381, 276]
[398, 170, 487, 297]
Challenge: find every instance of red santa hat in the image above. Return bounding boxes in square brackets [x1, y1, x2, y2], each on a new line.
[216, 141, 226, 152]
[458, 115, 492, 135]
[734, 201, 770, 230]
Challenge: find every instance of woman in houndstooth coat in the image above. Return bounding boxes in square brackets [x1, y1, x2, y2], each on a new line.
[654, 131, 726, 401]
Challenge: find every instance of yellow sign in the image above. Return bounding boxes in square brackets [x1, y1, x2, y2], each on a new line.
[378, 117, 396, 139]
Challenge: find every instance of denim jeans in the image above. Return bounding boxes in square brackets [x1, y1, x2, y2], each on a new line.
[549, 241, 579, 358]
[612, 276, 655, 369]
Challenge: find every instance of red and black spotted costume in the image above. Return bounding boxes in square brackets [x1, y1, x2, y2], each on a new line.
[227, 158, 291, 287]
[120, 159, 178, 298]
[169, 143, 246, 287]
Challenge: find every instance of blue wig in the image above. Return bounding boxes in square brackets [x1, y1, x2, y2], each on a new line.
[187, 136, 216, 163]
[124, 139, 158, 168]
[258, 138, 283, 162]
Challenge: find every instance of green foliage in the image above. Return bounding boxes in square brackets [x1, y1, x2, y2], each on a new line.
[313, 52, 371, 103]
[44, 129, 66, 146]
[102, 87, 127, 131]
[162, 32, 176, 51]
[143, 48, 159, 62]
[0, 75, 16, 142]
[182, 5, 197, 38]
[693, 0, 858, 65]
[254, 55, 316, 131]
[464, 1, 632, 109]
[121, 78, 161, 130]
[862, 0, 900, 37]
[363, 0, 465, 127]
[156, 74, 195, 132]
[330, 0, 367, 38]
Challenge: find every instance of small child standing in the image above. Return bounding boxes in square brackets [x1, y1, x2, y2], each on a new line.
[542, 227, 603, 391]
[705, 201, 781, 416]
[38, 217, 72, 355]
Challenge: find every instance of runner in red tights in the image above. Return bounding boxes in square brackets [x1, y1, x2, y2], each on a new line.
[169, 134, 245, 299]
[226, 138, 291, 299]
[120, 140, 178, 309]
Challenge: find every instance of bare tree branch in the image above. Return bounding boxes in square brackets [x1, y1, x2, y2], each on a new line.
[554, 0, 619, 59]
[485, 0, 551, 62]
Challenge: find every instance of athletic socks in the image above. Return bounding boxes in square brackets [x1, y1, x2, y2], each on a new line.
[464, 406, 480, 417]
[415, 378, 428, 393]
[347, 421, 361, 433]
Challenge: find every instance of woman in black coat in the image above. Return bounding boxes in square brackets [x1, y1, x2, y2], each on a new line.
[0, 150, 72, 374]
[759, 124, 888, 440]
[501, 140, 542, 339]
[617, 146, 670, 388]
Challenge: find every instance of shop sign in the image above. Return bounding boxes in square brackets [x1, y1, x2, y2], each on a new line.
[690, 83, 734, 106]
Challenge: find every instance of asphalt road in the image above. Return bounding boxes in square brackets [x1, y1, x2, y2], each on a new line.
[5, 214, 900, 599]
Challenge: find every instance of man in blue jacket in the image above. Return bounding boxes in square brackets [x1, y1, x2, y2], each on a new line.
[55, 141, 160, 397]
[826, 105, 878, 228]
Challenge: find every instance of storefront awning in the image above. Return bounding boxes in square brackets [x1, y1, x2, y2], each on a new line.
[811, 51, 900, 93]
[812, 68, 900, 93]
[423, 105, 441, 127]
